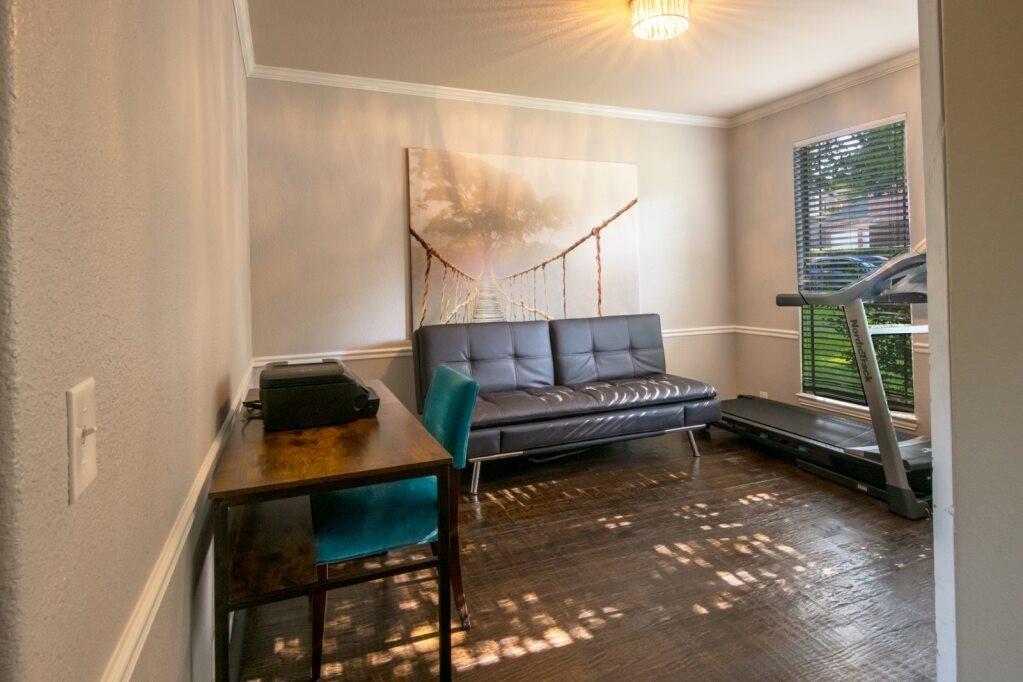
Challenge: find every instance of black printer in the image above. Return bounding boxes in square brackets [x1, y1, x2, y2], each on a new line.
[259, 359, 379, 432]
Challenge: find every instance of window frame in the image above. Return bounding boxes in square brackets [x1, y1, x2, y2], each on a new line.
[792, 114, 918, 417]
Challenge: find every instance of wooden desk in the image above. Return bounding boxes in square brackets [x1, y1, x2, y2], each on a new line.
[209, 380, 453, 681]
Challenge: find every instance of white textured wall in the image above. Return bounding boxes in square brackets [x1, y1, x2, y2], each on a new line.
[916, 2, 954, 677]
[247, 79, 736, 405]
[931, 1, 1023, 678]
[729, 65, 931, 434]
[0, 0, 250, 679]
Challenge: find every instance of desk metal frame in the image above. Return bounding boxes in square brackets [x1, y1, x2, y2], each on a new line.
[210, 382, 453, 681]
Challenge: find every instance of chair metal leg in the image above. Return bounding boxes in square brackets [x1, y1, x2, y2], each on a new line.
[451, 534, 470, 630]
[310, 564, 328, 680]
[687, 429, 701, 457]
[469, 460, 482, 495]
[448, 468, 470, 630]
[436, 467, 453, 681]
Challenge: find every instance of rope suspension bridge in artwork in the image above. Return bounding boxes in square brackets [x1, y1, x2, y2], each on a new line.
[410, 198, 637, 325]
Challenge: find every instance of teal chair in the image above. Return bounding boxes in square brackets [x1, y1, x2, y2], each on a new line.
[308, 366, 479, 678]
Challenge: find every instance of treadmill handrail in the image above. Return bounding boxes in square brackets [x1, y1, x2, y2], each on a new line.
[777, 251, 926, 307]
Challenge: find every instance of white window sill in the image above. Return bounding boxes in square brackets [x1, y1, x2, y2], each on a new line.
[795, 392, 918, 432]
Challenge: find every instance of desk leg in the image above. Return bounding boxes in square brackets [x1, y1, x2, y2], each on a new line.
[213, 500, 230, 682]
[436, 467, 452, 681]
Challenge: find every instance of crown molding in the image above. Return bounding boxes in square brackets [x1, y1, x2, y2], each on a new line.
[248, 64, 730, 128]
[232, 1, 726, 127]
[729, 51, 920, 128]
[231, 0, 255, 76]
[233, 0, 916, 130]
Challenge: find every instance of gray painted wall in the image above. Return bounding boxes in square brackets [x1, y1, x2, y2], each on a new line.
[0, 6, 971, 677]
[0, 2, 14, 679]
[247, 78, 738, 405]
[729, 65, 931, 435]
[0, 0, 250, 679]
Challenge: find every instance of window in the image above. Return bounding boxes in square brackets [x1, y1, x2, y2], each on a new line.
[794, 120, 914, 413]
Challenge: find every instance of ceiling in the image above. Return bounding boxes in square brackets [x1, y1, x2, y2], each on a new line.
[246, 0, 919, 119]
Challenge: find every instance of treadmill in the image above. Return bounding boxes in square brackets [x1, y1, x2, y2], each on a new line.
[719, 248, 932, 519]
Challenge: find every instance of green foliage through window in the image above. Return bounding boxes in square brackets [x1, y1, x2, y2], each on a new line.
[794, 121, 914, 412]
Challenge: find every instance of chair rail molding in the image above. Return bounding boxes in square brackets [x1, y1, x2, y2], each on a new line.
[661, 325, 735, 338]
[732, 325, 800, 340]
[251, 325, 801, 373]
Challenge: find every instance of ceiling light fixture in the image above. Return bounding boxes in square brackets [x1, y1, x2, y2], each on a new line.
[631, 0, 691, 41]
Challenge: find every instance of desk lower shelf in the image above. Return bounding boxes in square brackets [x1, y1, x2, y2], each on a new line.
[228, 497, 317, 609]
[225, 497, 440, 612]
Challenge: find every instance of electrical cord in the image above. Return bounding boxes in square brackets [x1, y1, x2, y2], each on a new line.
[242, 399, 263, 421]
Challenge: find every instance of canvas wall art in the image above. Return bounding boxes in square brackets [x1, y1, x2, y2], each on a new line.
[408, 149, 640, 328]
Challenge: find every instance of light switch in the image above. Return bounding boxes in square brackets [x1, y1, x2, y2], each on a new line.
[67, 377, 98, 503]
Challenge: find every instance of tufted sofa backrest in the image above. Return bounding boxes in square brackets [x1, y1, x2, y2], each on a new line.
[413, 320, 554, 412]
[549, 314, 666, 385]
[412, 314, 666, 410]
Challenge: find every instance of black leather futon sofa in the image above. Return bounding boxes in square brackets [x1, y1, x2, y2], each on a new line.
[413, 314, 721, 494]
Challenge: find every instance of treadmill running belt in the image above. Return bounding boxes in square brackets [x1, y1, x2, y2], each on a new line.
[724, 396, 877, 448]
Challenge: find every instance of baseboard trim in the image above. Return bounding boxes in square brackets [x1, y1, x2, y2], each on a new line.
[100, 376, 252, 682]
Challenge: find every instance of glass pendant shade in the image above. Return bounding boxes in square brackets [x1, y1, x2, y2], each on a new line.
[631, 0, 691, 41]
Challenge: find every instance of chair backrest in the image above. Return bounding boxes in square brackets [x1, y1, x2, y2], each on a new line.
[412, 320, 554, 412]
[421, 365, 479, 470]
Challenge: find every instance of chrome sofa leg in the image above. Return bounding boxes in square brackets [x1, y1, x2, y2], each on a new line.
[470, 460, 482, 495]
[687, 430, 701, 457]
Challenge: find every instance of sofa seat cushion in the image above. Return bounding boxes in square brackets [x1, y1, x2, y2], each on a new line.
[468, 427, 500, 458]
[571, 374, 716, 409]
[499, 403, 686, 452]
[472, 374, 716, 428]
[683, 398, 721, 426]
[472, 386, 598, 428]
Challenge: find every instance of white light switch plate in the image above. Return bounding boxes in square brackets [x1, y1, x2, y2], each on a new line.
[67, 377, 98, 503]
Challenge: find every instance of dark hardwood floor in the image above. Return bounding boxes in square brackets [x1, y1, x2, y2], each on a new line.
[237, 429, 935, 681]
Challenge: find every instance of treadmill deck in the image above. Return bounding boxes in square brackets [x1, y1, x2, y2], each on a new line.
[720, 396, 931, 470]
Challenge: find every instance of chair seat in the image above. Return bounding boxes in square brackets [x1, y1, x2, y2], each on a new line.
[309, 476, 439, 565]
